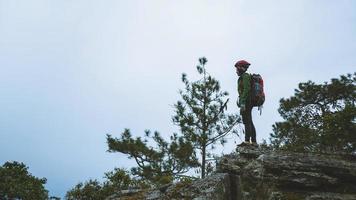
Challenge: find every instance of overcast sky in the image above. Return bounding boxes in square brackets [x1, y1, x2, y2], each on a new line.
[0, 0, 355, 198]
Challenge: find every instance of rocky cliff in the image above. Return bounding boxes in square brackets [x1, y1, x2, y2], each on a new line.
[107, 146, 356, 200]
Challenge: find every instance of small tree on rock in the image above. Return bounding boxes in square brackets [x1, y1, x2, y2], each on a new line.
[270, 73, 356, 152]
[172, 57, 240, 178]
[106, 129, 199, 185]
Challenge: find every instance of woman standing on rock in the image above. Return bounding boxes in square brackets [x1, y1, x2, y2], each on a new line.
[235, 60, 258, 147]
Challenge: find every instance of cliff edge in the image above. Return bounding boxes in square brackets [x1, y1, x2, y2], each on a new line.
[108, 146, 356, 200]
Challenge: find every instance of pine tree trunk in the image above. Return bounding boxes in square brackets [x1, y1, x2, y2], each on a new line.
[201, 146, 206, 179]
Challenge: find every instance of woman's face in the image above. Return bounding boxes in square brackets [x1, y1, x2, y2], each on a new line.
[236, 66, 245, 76]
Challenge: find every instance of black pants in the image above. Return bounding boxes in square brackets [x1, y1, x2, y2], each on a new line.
[241, 104, 256, 143]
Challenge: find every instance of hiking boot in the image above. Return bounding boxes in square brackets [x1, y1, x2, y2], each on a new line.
[237, 141, 250, 147]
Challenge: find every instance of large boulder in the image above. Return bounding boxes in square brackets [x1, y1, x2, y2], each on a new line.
[109, 146, 356, 200]
[217, 146, 356, 200]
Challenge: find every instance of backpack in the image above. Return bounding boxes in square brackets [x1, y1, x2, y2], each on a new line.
[250, 74, 265, 107]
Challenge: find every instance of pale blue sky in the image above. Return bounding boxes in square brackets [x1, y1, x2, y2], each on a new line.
[0, 0, 355, 198]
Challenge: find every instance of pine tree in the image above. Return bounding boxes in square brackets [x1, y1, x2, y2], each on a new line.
[0, 161, 49, 200]
[106, 129, 199, 185]
[270, 73, 356, 152]
[172, 57, 240, 178]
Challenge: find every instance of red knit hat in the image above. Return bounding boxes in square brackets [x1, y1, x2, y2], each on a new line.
[234, 60, 251, 68]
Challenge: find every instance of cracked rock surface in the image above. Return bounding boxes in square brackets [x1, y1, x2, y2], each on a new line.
[108, 146, 356, 200]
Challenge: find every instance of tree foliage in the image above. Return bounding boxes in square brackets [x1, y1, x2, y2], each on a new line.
[66, 179, 103, 200]
[66, 168, 142, 200]
[270, 73, 356, 152]
[0, 161, 49, 200]
[106, 129, 199, 186]
[172, 57, 240, 178]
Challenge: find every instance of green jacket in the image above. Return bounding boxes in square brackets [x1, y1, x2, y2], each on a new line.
[238, 72, 251, 107]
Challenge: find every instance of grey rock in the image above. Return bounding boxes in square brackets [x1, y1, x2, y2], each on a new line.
[113, 145, 356, 200]
[305, 192, 356, 200]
